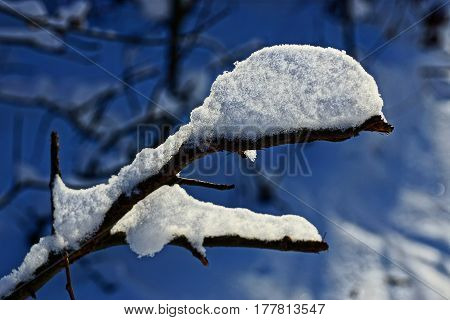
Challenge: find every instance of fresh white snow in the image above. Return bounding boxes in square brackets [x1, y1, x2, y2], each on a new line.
[112, 185, 322, 257]
[190, 45, 384, 140]
[243, 150, 257, 162]
[53, 124, 194, 246]
[0, 234, 66, 298]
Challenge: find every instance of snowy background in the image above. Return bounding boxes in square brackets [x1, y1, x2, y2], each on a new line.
[0, 0, 449, 299]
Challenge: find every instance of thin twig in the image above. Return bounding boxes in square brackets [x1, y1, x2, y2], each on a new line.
[63, 252, 76, 300]
[50, 132, 60, 234]
[176, 177, 234, 190]
[50, 132, 61, 183]
[175, 239, 209, 266]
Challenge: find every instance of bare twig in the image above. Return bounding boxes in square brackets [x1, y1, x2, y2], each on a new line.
[50, 132, 60, 233]
[176, 177, 234, 190]
[63, 252, 76, 300]
[50, 132, 61, 181]
[172, 237, 209, 266]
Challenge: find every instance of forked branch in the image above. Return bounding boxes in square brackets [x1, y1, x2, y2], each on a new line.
[2, 115, 392, 299]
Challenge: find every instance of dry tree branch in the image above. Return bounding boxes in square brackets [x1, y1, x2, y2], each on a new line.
[175, 177, 235, 190]
[2, 115, 392, 300]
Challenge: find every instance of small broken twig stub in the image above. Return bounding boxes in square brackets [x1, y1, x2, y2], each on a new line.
[63, 252, 76, 300]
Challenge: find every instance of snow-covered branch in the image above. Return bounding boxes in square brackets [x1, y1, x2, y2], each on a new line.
[0, 45, 392, 299]
[106, 232, 329, 266]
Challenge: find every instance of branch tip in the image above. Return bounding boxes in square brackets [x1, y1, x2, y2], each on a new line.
[360, 115, 393, 134]
[50, 131, 61, 182]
